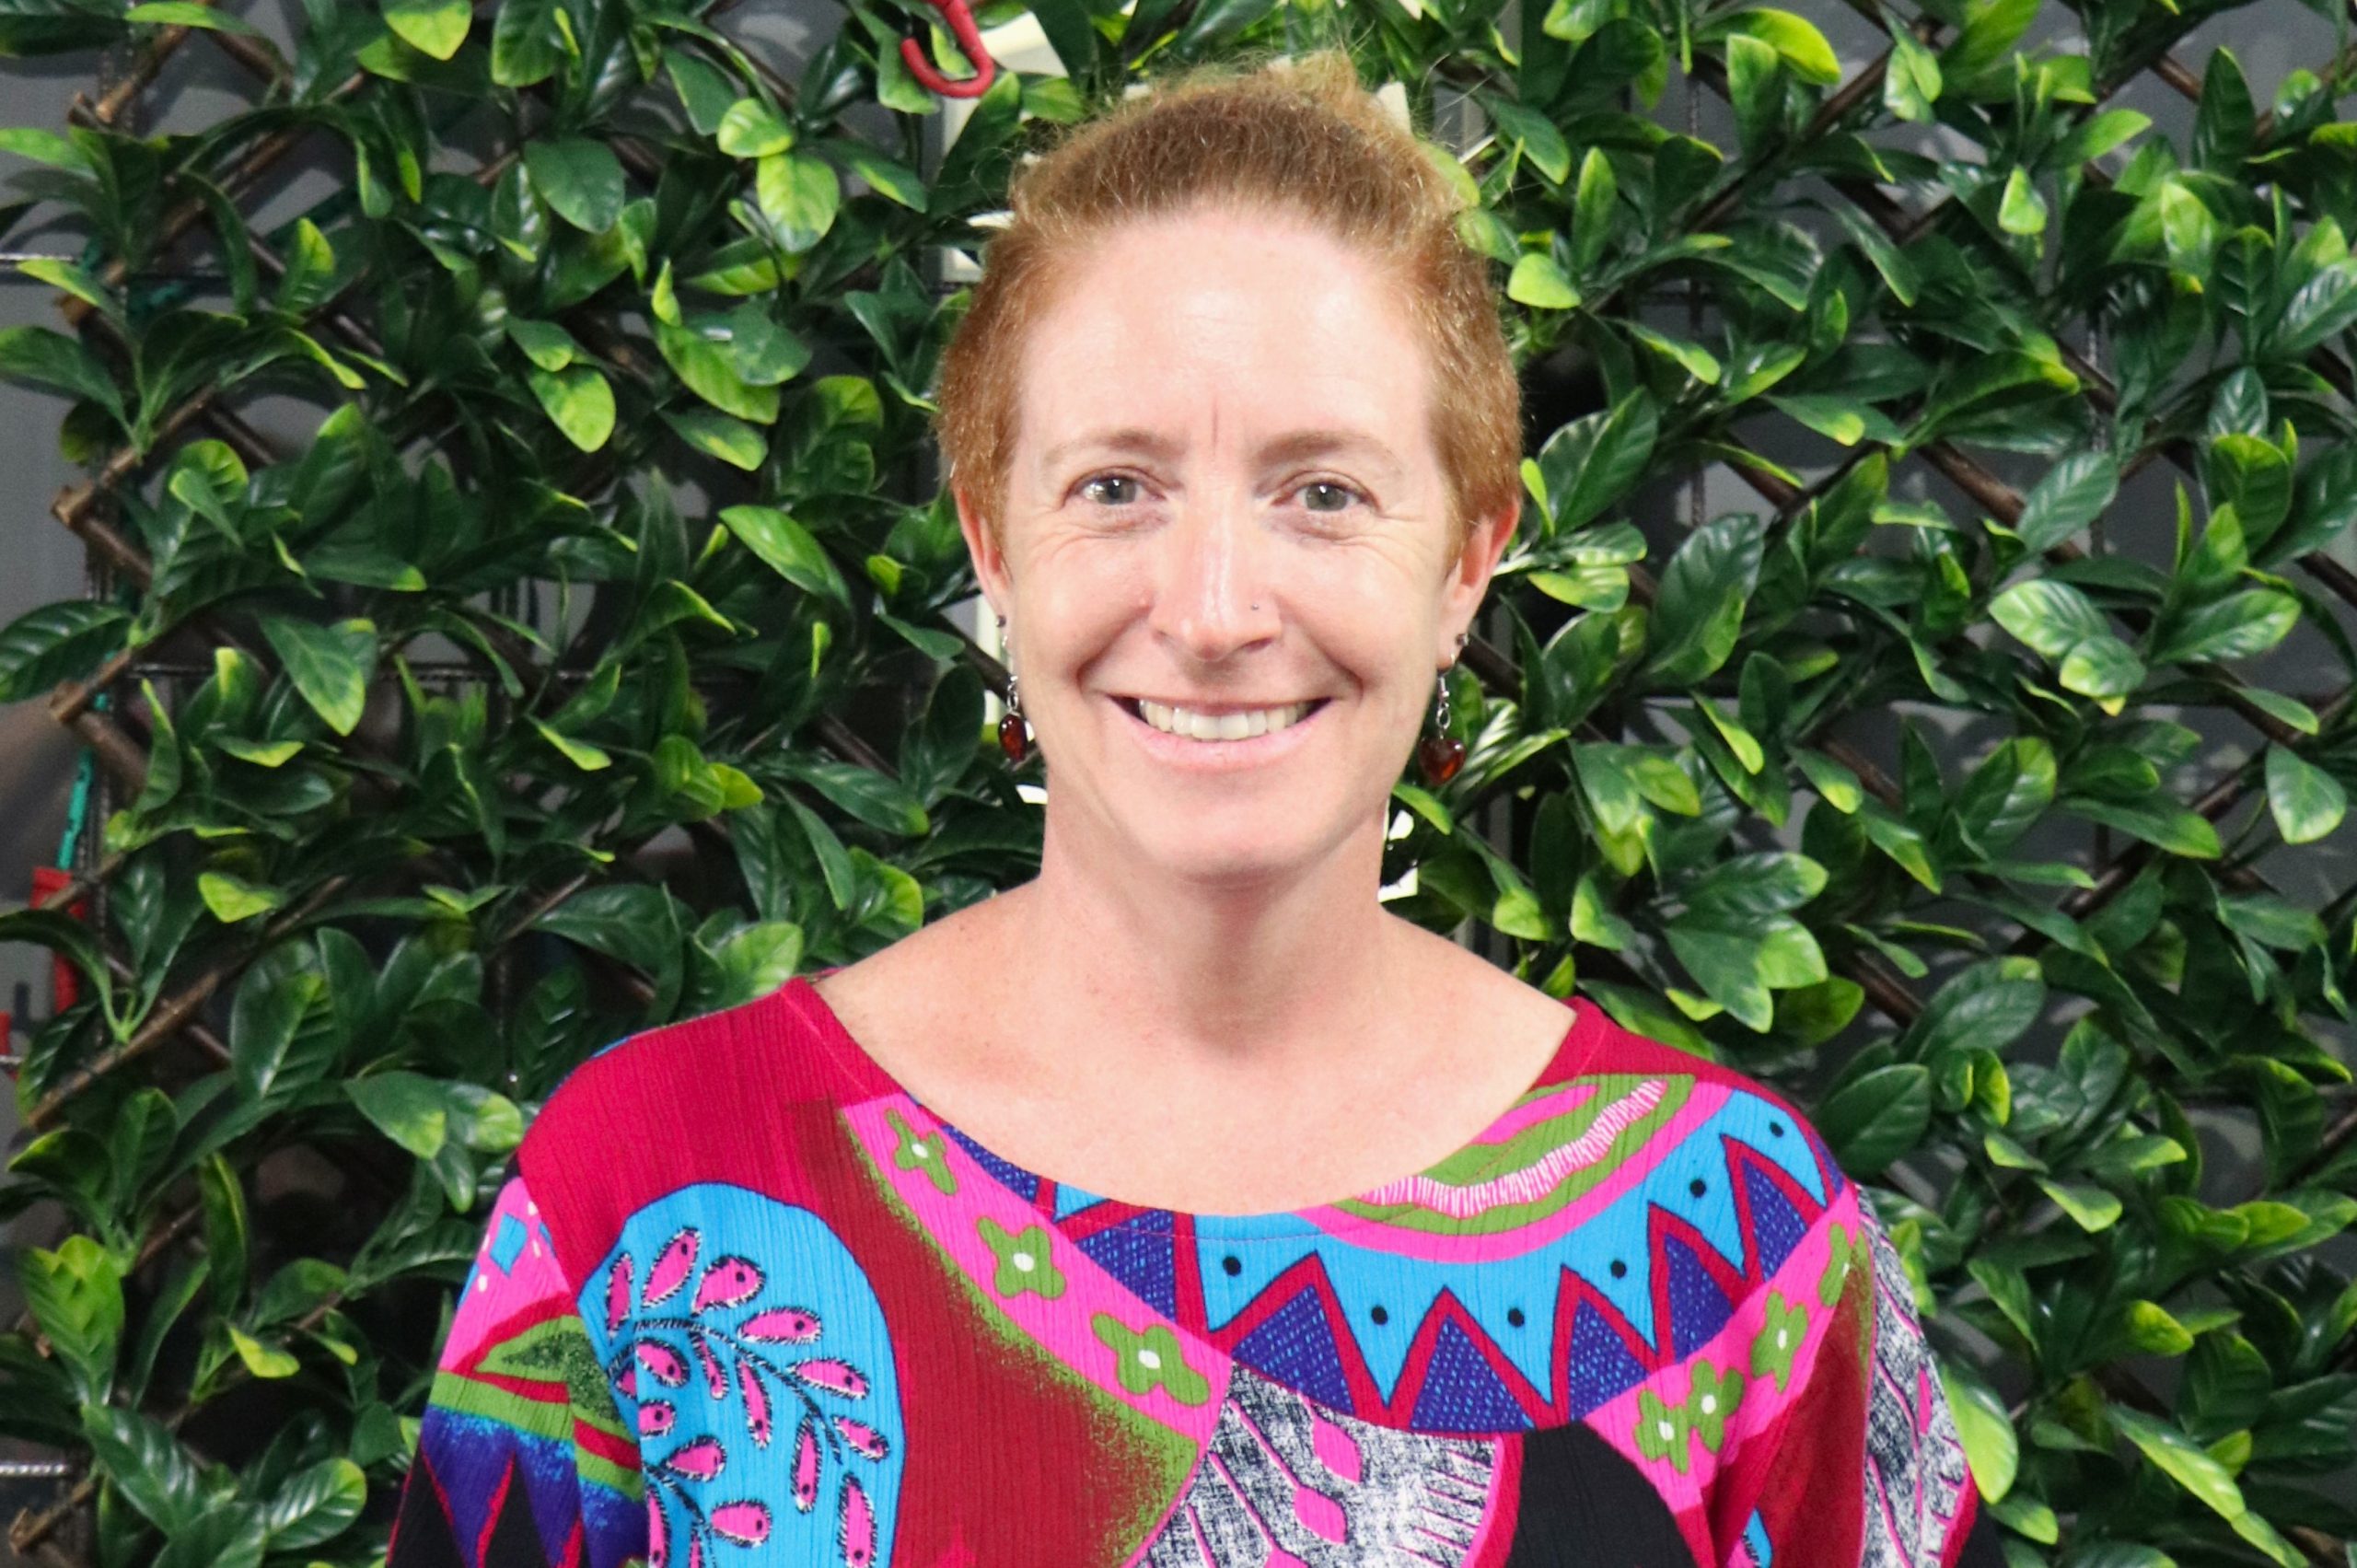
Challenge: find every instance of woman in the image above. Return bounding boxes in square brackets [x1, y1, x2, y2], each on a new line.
[389, 49, 2003, 1568]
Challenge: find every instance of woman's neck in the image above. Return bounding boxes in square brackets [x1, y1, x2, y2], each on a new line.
[997, 802, 1413, 1078]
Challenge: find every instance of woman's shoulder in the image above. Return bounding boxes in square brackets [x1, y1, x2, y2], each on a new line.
[1565, 995, 1839, 1168]
[509, 975, 887, 1285]
[528, 978, 859, 1139]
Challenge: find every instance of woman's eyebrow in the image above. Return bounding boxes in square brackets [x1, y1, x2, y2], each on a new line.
[1040, 426, 1400, 477]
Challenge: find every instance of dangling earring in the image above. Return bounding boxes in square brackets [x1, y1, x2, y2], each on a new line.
[1418, 646, 1467, 786]
[996, 612, 1031, 766]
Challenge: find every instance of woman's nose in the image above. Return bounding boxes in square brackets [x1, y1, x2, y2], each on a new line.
[1147, 494, 1283, 662]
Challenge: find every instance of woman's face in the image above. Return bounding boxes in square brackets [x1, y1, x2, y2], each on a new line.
[958, 203, 1515, 887]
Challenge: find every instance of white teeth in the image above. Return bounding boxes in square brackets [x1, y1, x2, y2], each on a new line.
[1137, 700, 1312, 742]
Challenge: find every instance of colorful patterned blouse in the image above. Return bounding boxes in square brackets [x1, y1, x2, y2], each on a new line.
[389, 972, 2003, 1568]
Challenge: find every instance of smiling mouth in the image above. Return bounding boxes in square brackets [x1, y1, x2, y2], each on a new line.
[1115, 695, 1330, 742]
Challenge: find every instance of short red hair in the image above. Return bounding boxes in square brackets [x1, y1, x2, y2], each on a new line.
[930, 47, 1522, 567]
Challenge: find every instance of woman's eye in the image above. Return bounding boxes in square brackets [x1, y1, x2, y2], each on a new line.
[1079, 474, 1141, 505]
[1299, 481, 1364, 514]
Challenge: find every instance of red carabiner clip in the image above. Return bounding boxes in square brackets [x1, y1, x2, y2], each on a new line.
[899, 0, 997, 99]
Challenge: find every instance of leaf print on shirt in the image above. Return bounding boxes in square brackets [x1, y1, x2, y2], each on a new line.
[588, 1184, 904, 1568]
[978, 1215, 1065, 1301]
[1819, 1219, 1861, 1305]
[1635, 1385, 1694, 1473]
[1686, 1358, 1744, 1454]
[1751, 1289, 1808, 1391]
[888, 1107, 958, 1194]
[1092, 1313, 1212, 1406]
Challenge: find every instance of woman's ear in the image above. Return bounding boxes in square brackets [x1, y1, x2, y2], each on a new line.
[1439, 497, 1524, 651]
[953, 480, 1012, 620]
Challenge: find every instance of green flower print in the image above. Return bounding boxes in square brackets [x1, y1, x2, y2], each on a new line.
[1634, 1386, 1693, 1474]
[1818, 1220, 1861, 1306]
[887, 1107, 957, 1195]
[1091, 1313, 1211, 1406]
[978, 1215, 1065, 1301]
[1686, 1358, 1745, 1454]
[1750, 1290, 1808, 1392]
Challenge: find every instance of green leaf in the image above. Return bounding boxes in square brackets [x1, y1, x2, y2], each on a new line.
[2057, 108, 2151, 166]
[126, 3, 265, 35]
[1907, 958, 2044, 1063]
[528, 366, 616, 452]
[1573, 148, 1618, 272]
[1682, 852, 1826, 917]
[2058, 635, 2144, 706]
[1538, 395, 1656, 533]
[198, 870, 285, 923]
[664, 48, 735, 134]
[79, 1402, 200, 1530]
[821, 138, 928, 212]
[2273, 261, 2357, 357]
[19, 1236, 122, 1401]
[1720, 8, 1839, 83]
[1817, 1063, 1933, 1172]
[1940, 1363, 2017, 1502]
[1832, 204, 1919, 306]
[1885, 29, 1942, 121]
[1391, 781, 1453, 833]
[2067, 797, 2222, 858]
[656, 319, 778, 424]
[490, 0, 561, 86]
[532, 718, 612, 771]
[258, 616, 375, 736]
[1663, 918, 1777, 1030]
[263, 1456, 366, 1551]
[718, 505, 850, 604]
[0, 128, 93, 173]
[1646, 514, 1766, 684]
[1998, 167, 2048, 236]
[0, 325, 123, 424]
[1508, 251, 1580, 309]
[1480, 93, 1573, 183]
[505, 318, 581, 372]
[230, 961, 325, 1103]
[1626, 322, 1723, 383]
[1990, 578, 2107, 660]
[346, 1072, 451, 1159]
[382, 0, 470, 60]
[756, 151, 841, 251]
[2153, 589, 2299, 665]
[1943, 0, 2038, 84]
[717, 98, 795, 158]
[0, 598, 128, 701]
[664, 408, 766, 470]
[1796, 749, 1863, 811]
[2016, 450, 2119, 552]
[2038, 1177, 2124, 1230]
[2266, 745, 2346, 844]
[525, 137, 627, 233]
[779, 758, 929, 837]
[228, 1324, 299, 1378]
[2107, 1406, 2248, 1520]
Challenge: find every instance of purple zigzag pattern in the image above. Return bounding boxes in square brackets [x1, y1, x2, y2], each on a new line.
[1141, 1139, 1822, 1429]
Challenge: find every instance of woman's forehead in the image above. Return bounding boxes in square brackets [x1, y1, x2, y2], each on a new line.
[1016, 240, 1429, 441]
